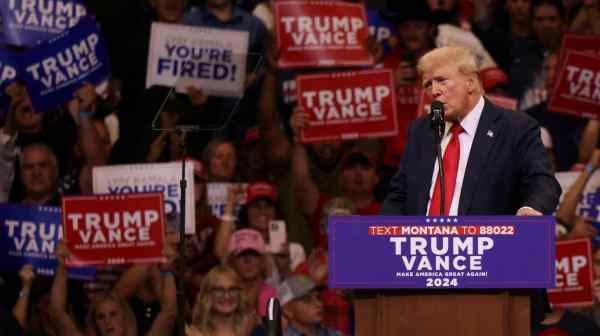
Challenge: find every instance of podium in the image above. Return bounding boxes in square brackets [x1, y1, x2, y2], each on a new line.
[327, 216, 555, 336]
[353, 290, 531, 336]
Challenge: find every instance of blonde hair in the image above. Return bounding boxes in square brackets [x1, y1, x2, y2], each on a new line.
[191, 265, 252, 336]
[85, 291, 138, 336]
[417, 47, 483, 93]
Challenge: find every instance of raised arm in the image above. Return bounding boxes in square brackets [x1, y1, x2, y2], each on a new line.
[68, 83, 109, 194]
[290, 110, 319, 216]
[555, 150, 600, 240]
[145, 271, 177, 336]
[256, 48, 292, 175]
[12, 264, 35, 328]
[50, 240, 84, 336]
[214, 185, 244, 260]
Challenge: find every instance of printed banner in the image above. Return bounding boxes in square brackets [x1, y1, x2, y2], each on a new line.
[206, 183, 248, 220]
[435, 24, 508, 90]
[62, 193, 166, 266]
[92, 162, 195, 234]
[19, 15, 111, 112]
[367, 8, 396, 44]
[547, 51, 600, 119]
[555, 33, 600, 82]
[0, 47, 18, 92]
[328, 216, 555, 288]
[0, 0, 87, 46]
[0, 47, 19, 122]
[275, 1, 373, 68]
[0, 203, 94, 279]
[548, 239, 595, 308]
[146, 22, 248, 98]
[297, 69, 398, 143]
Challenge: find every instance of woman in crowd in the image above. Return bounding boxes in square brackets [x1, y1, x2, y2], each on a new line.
[187, 265, 264, 336]
[50, 241, 177, 336]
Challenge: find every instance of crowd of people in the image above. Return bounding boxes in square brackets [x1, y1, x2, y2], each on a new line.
[2, 0, 600, 335]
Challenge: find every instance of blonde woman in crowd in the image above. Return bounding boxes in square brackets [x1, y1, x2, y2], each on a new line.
[187, 265, 264, 336]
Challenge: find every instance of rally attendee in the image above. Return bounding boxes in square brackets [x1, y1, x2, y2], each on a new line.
[471, 0, 533, 73]
[202, 137, 239, 182]
[106, 0, 188, 163]
[509, 0, 566, 107]
[384, 2, 436, 87]
[215, 182, 306, 273]
[226, 229, 277, 318]
[524, 51, 586, 171]
[555, 149, 600, 237]
[291, 108, 381, 249]
[187, 265, 263, 336]
[278, 274, 343, 336]
[51, 241, 177, 336]
[1, 83, 109, 202]
[183, 0, 268, 140]
[11, 265, 45, 333]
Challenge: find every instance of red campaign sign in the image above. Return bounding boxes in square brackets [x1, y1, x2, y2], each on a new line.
[548, 51, 600, 119]
[297, 69, 398, 143]
[274, 1, 373, 68]
[555, 34, 600, 81]
[548, 239, 594, 308]
[383, 84, 421, 168]
[62, 193, 166, 266]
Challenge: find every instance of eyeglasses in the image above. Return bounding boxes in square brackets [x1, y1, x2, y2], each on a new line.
[210, 286, 241, 298]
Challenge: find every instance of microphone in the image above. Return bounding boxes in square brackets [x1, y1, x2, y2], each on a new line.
[265, 297, 283, 336]
[430, 100, 446, 215]
[430, 100, 445, 141]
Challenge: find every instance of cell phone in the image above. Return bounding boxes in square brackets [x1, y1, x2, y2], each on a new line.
[268, 220, 287, 253]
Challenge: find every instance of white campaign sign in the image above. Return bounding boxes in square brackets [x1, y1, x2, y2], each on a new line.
[146, 22, 249, 98]
[92, 162, 195, 234]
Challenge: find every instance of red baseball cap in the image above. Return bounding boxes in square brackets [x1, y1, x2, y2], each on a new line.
[246, 181, 278, 205]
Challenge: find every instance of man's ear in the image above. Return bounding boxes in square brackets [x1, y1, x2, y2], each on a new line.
[466, 78, 475, 94]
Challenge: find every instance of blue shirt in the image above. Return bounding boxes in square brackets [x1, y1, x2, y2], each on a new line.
[183, 5, 267, 56]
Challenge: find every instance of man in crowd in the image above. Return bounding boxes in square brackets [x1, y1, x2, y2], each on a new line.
[278, 274, 343, 336]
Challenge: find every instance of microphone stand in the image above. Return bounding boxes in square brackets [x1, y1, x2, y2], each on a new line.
[173, 125, 200, 336]
[434, 122, 445, 216]
[177, 128, 188, 336]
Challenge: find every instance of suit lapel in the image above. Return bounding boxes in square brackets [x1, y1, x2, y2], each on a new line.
[458, 100, 501, 214]
[416, 123, 437, 214]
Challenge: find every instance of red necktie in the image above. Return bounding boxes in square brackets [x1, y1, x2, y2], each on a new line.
[428, 123, 464, 216]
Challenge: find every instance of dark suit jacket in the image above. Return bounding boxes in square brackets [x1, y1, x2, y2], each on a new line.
[381, 99, 561, 216]
[380, 99, 561, 327]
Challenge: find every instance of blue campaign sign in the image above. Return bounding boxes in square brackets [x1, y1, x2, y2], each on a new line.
[0, 203, 95, 280]
[0, 46, 18, 122]
[0, 0, 87, 47]
[367, 9, 397, 43]
[19, 15, 111, 112]
[328, 216, 555, 289]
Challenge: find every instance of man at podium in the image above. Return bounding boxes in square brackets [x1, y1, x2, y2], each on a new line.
[381, 46, 561, 327]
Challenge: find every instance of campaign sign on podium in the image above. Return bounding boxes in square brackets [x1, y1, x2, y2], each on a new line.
[328, 216, 555, 288]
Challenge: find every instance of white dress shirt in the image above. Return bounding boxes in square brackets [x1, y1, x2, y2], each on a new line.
[426, 96, 485, 215]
